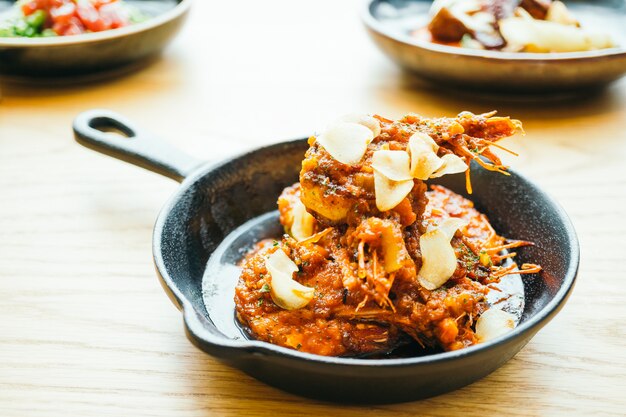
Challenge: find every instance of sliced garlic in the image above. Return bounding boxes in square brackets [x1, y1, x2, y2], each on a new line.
[408, 132, 443, 180]
[266, 249, 314, 310]
[437, 217, 468, 240]
[499, 17, 614, 53]
[410, 131, 439, 151]
[545, 1, 578, 27]
[371, 150, 412, 181]
[339, 114, 382, 138]
[430, 154, 468, 178]
[316, 122, 374, 165]
[475, 308, 517, 342]
[290, 199, 315, 241]
[418, 229, 456, 290]
[373, 169, 414, 212]
[417, 218, 467, 290]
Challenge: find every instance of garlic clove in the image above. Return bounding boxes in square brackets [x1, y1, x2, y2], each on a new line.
[266, 249, 314, 310]
[417, 218, 466, 290]
[290, 199, 315, 241]
[408, 132, 443, 180]
[409, 131, 439, 152]
[371, 150, 413, 181]
[339, 114, 382, 138]
[417, 229, 457, 290]
[266, 248, 298, 276]
[430, 154, 468, 178]
[475, 308, 517, 342]
[436, 217, 468, 240]
[316, 122, 374, 165]
[373, 169, 414, 212]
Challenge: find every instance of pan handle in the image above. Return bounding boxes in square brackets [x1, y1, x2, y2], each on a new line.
[73, 109, 204, 182]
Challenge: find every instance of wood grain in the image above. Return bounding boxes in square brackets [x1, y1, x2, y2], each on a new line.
[1, 1, 625, 416]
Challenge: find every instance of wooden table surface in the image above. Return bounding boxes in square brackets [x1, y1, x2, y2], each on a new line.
[1, 1, 625, 416]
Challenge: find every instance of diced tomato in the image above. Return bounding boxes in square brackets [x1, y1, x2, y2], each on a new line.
[61, 16, 86, 36]
[50, 2, 77, 26]
[21, 0, 45, 16]
[76, 0, 108, 31]
[21, 0, 131, 36]
[99, 3, 129, 29]
[52, 21, 64, 35]
[93, 0, 119, 9]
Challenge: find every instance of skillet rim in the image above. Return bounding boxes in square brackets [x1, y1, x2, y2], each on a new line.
[152, 138, 580, 367]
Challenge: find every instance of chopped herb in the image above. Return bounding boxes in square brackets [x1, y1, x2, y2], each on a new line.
[260, 284, 271, 293]
[296, 343, 302, 350]
[257, 298, 264, 306]
[273, 240, 279, 247]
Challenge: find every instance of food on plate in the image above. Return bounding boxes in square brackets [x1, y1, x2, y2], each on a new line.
[415, 0, 615, 52]
[0, 0, 144, 37]
[234, 111, 541, 357]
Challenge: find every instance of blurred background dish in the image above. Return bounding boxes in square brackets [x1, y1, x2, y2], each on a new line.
[0, 0, 191, 79]
[1, 0, 149, 38]
[362, 0, 626, 93]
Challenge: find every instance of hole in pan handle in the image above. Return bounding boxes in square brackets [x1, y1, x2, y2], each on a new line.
[73, 109, 204, 182]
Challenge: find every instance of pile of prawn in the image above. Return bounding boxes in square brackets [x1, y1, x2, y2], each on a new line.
[234, 111, 540, 357]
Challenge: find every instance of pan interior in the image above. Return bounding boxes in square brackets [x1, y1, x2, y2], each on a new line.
[156, 139, 575, 353]
[201, 211, 282, 341]
[201, 210, 525, 354]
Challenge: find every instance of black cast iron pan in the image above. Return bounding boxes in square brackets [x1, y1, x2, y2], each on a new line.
[73, 109, 579, 404]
